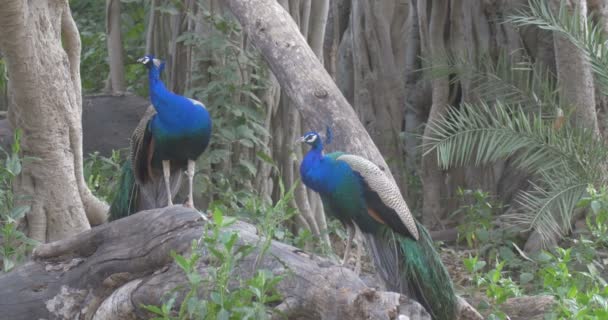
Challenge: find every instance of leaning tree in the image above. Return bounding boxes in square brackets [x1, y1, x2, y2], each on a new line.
[0, 0, 108, 242]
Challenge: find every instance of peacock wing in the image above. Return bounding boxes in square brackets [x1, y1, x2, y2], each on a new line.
[131, 105, 156, 184]
[336, 154, 420, 240]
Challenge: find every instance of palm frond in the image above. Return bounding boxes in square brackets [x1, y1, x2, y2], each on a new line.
[507, 0, 608, 95]
[422, 52, 561, 113]
[504, 172, 588, 244]
[422, 101, 605, 176]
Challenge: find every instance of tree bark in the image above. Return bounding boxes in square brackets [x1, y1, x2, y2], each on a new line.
[0, 207, 433, 320]
[419, 0, 450, 227]
[105, 0, 126, 93]
[551, 0, 599, 134]
[226, 0, 395, 181]
[0, 0, 108, 242]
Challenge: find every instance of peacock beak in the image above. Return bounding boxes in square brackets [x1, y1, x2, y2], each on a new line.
[294, 136, 306, 145]
[137, 56, 150, 64]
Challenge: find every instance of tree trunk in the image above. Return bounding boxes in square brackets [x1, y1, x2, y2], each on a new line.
[269, 0, 332, 249]
[105, 0, 126, 93]
[0, 207, 433, 320]
[333, 0, 411, 197]
[226, 0, 395, 178]
[552, 0, 599, 134]
[419, 0, 450, 227]
[0, 0, 108, 242]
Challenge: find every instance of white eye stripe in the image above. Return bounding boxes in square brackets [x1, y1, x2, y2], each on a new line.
[305, 135, 317, 142]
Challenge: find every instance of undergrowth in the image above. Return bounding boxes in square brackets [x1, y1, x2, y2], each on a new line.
[0, 130, 37, 272]
[459, 187, 608, 319]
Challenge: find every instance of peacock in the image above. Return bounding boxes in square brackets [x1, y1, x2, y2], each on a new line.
[299, 129, 456, 320]
[110, 55, 212, 219]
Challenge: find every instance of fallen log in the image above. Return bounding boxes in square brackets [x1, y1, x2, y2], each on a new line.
[0, 206, 432, 320]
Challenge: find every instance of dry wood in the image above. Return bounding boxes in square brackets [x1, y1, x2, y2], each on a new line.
[0, 207, 433, 320]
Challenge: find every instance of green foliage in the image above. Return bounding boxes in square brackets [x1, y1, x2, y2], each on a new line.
[462, 186, 608, 319]
[423, 0, 608, 246]
[424, 99, 605, 244]
[464, 256, 522, 319]
[538, 248, 608, 319]
[508, 0, 608, 96]
[83, 150, 125, 203]
[182, 6, 270, 209]
[143, 209, 283, 320]
[71, 0, 147, 93]
[0, 130, 38, 272]
[452, 189, 499, 248]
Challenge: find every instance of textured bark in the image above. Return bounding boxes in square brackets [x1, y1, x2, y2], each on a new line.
[0, 0, 108, 242]
[340, 0, 410, 196]
[226, 0, 395, 179]
[270, 0, 332, 249]
[105, 0, 126, 93]
[419, 0, 450, 227]
[0, 207, 433, 320]
[552, 0, 599, 134]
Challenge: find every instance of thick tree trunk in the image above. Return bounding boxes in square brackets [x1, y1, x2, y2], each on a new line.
[105, 0, 126, 93]
[552, 0, 599, 134]
[334, 0, 411, 196]
[0, 0, 108, 242]
[419, 0, 450, 227]
[0, 207, 433, 320]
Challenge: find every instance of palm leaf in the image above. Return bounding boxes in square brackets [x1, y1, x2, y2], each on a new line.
[422, 52, 561, 113]
[423, 101, 603, 175]
[423, 101, 607, 244]
[508, 0, 608, 95]
[504, 172, 588, 244]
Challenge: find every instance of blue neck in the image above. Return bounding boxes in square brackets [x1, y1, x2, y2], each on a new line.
[147, 66, 173, 114]
[301, 142, 324, 177]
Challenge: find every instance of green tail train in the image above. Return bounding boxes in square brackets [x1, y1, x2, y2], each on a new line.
[109, 161, 138, 220]
[364, 221, 457, 320]
[109, 159, 183, 220]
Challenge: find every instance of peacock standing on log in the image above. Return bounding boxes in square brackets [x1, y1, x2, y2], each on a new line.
[110, 55, 212, 219]
[298, 130, 456, 320]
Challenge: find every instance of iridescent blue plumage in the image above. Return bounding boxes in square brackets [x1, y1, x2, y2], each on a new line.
[110, 55, 212, 219]
[145, 56, 211, 166]
[299, 131, 456, 320]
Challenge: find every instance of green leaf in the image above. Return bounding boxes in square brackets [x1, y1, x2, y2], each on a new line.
[9, 206, 29, 221]
[591, 200, 602, 214]
[239, 159, 257, 176]
[5, 155, 21, 176]
[218, 308, 230, 320]
[520, 272, 534, 284]
[172, 252, 190, 272]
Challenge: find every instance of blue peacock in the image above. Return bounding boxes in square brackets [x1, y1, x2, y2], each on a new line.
[299, 129, 456, 320]
[110, 55, 212, 219]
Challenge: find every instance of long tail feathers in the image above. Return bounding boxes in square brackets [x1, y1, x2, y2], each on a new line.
[364, 222, 457, 320]
[109, 160, 183, 220]
[109, 161, 138, 220]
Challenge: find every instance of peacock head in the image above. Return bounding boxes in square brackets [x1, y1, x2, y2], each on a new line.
[299, 131, 323, 149]
[137, 55, 164, 72]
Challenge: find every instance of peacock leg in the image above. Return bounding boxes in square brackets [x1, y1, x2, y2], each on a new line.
[342, 223, 355, 265]
[184, 160, 195, 208]
[353, 225, 363, 275]
[162, 160, 173, 206]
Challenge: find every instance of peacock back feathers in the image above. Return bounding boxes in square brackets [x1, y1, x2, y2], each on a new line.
[298, 131, 457, 320]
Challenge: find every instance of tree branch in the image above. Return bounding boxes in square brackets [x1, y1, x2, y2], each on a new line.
[225, 0, 395, 182]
